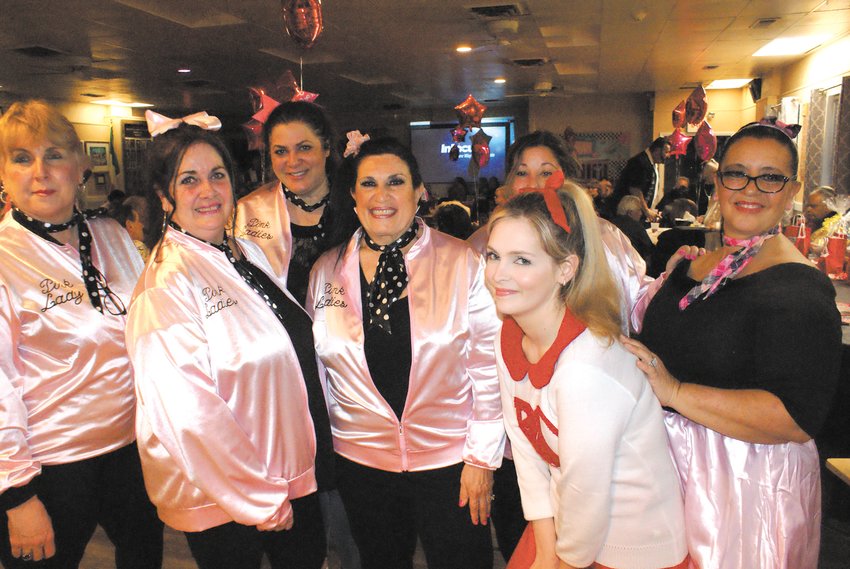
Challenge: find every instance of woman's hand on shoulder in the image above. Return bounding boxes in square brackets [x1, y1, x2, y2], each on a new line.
[620, 336, 682, 408]
[6, 496, 56, 561]
[458, 464, 494, 526]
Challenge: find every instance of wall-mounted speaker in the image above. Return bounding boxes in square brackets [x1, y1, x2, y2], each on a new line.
[749, 78, 763, 103]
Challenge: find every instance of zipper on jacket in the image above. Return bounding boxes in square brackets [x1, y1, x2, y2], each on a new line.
[398, 422, 409, 471]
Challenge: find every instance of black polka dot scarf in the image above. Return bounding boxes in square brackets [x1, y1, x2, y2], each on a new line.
[12, 206, 126, 315]
[168, 221, 290, 329]
[362, 220, 419, 334]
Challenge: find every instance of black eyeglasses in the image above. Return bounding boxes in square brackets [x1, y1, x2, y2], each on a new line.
[717, 171, 794, 194]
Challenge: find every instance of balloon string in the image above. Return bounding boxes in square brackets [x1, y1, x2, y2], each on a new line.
[300, 57, 304, 90]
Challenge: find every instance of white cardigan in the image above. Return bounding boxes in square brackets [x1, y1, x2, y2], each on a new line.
[498, 330, 687, 569]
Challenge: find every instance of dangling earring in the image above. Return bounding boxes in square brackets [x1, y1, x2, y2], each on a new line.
[0, 182, 8, 205]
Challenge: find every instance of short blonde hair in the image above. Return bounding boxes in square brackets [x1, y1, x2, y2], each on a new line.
[489, 180, 622, 342]
[0, 100, 85, 166]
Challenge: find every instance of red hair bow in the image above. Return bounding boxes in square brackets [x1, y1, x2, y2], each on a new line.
[516, 170, 570, 233]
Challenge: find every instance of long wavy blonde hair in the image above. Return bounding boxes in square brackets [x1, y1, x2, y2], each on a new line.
[489, 180, 622, 343]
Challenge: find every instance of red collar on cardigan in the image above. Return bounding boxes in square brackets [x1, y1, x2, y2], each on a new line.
[501, 308, 587, 388]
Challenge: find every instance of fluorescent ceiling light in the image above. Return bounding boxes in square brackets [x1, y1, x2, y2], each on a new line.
[753, 35, 830, 57]
[456, 45, 472, 53]
[177, 68, 191, 73]
[705, 78, 752, 89]
[92, 99, 154, 108]
[494, 78, 506, 84]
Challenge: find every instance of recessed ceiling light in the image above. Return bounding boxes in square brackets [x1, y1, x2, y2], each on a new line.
[494, 77, 506, 84]
[706, 78, 752, 89]
[456, 45, 472, 53]
[177, 68, 192, 73]
[92, 99, 154, 108]
[753, 35, 830, 57]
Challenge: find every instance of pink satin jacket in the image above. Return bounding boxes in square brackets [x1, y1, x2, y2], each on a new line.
[126, 228, 317, 532]
[0, 215, 143, 495]
[235, 181, 292, 284]
[307, 221, 505, 473]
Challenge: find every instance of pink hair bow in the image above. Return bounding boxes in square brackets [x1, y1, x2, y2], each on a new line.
[145, 110, 222, 137]
[343, 130, 371, 158]
[756, 117, 802, 139]
[516, 170, 570, 233]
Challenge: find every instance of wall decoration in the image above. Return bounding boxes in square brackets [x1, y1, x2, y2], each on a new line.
[572, 132, 631, 182]
[84, 141, 109, 171]
[121, 121, 151, 195]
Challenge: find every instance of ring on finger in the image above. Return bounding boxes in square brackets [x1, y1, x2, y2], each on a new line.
[649, 356, 657, 368]
[488, 494, 495, 502]
[21, 553, 33, 561]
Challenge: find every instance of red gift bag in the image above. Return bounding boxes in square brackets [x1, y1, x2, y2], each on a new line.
[784, 222, 810, 256]
[825, 235, 847, 278]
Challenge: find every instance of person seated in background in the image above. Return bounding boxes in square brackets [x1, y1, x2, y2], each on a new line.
[104, 188, 127, 217]
[656, 176, 692, 214]
[661, 198, 698, 228]
[447, 176, 470, 201]
[593, 177, 616, 220]
[650, 198, 703, 278]
[805, 185, 841, 253]
[111, 196, 150, 261]
[611, 195, 654, 266]
[433, 200, 474, 239]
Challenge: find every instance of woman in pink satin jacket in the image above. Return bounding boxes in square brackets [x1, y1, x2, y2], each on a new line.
[0, 100, 162, 568]
[125, 118, 330, 569]
[307, 137, 504, 569]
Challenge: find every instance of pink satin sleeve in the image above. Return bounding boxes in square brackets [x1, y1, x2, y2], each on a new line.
[598, 218, 654, 334]
[630, 272, 668, 334]
[127, 256, 301, 531]
[461, 255, 506, 469]
[0, 283, 37, 491]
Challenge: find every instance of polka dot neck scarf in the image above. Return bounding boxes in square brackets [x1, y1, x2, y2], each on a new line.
[283, 186, 329, 213]
[168, 221, 290, 328]
[362, 220, 419, 334]
[12, 206, 126, 315]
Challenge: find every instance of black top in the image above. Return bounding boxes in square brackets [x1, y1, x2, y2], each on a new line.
[360, 269, 413, 420]
[638, 261, 842, 437]
[245, 261, 336, 490]
[288, 220, 327, 307]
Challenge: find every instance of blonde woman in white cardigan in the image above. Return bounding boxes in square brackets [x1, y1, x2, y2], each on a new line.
[484, 174, 688, 569]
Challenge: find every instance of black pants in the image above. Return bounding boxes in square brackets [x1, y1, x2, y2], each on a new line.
[184, 492, 325, 569]
[490, 458, 525, 562]
[335, 455, 492, 569]
[0, 443, 163, 569]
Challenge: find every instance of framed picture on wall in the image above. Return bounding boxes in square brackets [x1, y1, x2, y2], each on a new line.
[84, 141, 110, 171]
